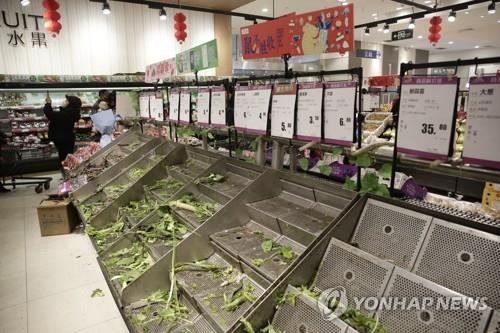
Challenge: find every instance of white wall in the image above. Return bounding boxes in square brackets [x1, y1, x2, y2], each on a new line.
[0, 0, 214, 75]
[398, 47, 416, 67]
[360, 42, 383, 78]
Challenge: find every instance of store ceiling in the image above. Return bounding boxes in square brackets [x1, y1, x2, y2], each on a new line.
[232, 0, 500, 53]
[157, 0, 254, 11]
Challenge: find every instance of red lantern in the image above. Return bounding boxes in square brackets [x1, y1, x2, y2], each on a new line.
[43, 0, 62, 37]
[428, 15, 442, 46]
[174, 12, 187, 44]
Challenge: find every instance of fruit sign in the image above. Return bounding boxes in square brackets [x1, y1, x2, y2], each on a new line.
[241, 4, 354, 59]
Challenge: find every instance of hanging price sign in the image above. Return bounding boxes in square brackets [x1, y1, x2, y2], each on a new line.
[210, 86, 226, 128]
[196, 87, 210, 127]
[397, 76, 459, 160]
[246, 85, 272, 135]
[296, 83, 323, 141]
[169, 88, 180, 123]
[234, 86, 251, 132]
[179, 88, 191, 124]
[139, 95, 150, 118]
[149, 94, 164, 121]
[271, 83, 297, 139]
[324, 81, 357, 146]
[463, 76, 500, 169]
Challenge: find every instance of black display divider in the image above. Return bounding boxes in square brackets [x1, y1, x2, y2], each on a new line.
[389, 56, 500, 193]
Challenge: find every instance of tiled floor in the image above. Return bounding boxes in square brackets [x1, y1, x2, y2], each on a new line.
[0, 173, 129, 333]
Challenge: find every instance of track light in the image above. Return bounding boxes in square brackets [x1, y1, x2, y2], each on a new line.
[448, 11, 456, 22]
[488, 1, 496, 14]
[408, 18, 415, 29]
[364, 27, 370, 36]
[102, 2, 111, 15]
[383, 23, 390, 33]
[20, 0, 30, 6]
[159, 8, 167, 20]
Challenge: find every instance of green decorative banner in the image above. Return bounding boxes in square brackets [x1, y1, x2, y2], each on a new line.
[176, 39, 218, 74]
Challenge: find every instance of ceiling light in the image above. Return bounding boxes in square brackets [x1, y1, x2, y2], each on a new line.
[448, 41, 454, 44]
[475, 45, 480, 48]
[159, 8, 167, 20]
[465, 11, 470, 14]
[262, 8, 268, 13]
[377, 27, 383, 32]
[364, 27, 370, 36]
[20, 0, 30, 6]
[383, 23, 390, 33]
[102, 2, 111, 15]
[488, 1, 496, 14]
[372, 13, 377, 16]
[342, 2, 349, 5]
[408, 18, 415, 29]
[418, 35, 423, 39]
[424, 0, 431, 3]
[448, 11, 456, 22]
[481, 15, 485, 18]
[396, 7, 403, 10]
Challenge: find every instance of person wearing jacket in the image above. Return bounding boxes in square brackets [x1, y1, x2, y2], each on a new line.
[43, 95, 82, 164]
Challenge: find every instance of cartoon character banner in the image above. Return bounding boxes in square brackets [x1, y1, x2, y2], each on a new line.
[241, 4, 353, 59]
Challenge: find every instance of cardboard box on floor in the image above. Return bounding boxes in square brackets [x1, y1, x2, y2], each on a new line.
[37, 199, 79, 236]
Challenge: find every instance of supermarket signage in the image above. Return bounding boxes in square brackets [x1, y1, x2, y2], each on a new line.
[463, 76, 500, 170]
[0, 8, 47, 48]
[391, 29, 413, 41]
[270, 83, 297, 139]
[169, 88, 180, 123]
[234, 85, 272, 135]
[210, 86, 226, 128]
[240, 4, 354, 59]
[324, 81, 357, 146]
[179, 88, 191, 124]
[176, 39, 218, 74]
[356, 49, 380, 59]
[145, 58, 176, 83]
[397, 76, 459, 160]
[296, 83, 323, 141]
[196, 87, 210, 127]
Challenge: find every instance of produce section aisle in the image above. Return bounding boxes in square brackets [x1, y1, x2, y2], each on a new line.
[0, 172, 128, 333]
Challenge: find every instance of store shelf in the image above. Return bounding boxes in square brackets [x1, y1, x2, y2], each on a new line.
[11, 127, 48, 134]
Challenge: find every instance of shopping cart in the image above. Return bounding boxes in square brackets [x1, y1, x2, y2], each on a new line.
[0, 146, 52, 193]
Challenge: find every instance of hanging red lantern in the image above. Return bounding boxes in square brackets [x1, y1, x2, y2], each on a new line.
[174, 12, 187, 44]
[42, 0, 62, 37]
[428, 15, 442, 46]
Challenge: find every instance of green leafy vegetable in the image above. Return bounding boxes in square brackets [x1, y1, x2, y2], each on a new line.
[261, 324, 285, 333]
[343, 177, 357, 191]
[128, 167, 149, 181]
[240, 318, 256, 333]
[350, 153, 373, 168]
[280, 245, 294, 260]
[320, 165, 332, 176]
[118, 198, 159, 223]
[80, 201, 106, 221]
[137, 211, 189, 247]
[147, 178, 183, 193]
[85, 221, 126, 251]
[378, 163, 392, 179]
[261, 239, 274, 253]
[299, 158, 309, 171]
[222, 284, 257, 312]
[91, 288, 104, 298]
[332, 146, 345, 157]
[168, 193, 219, 222]
[252, 258, 265, 267]
[194, 173, 226, 185]
[103, 183, 128, 200]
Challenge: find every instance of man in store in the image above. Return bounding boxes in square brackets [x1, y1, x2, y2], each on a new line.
[43, 95, 82, 167]
[92, 89, 111, 114]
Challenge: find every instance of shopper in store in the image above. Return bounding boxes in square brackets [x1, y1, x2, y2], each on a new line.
[92, 89, 111, 113]
[43, 95, 82, 165]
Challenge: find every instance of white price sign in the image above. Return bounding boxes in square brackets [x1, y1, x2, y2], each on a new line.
[463, 76, 500, 169]
[149, 94, 164, 121]
[169, 88, 180, 123]
[324, 81, 357, 146]
[196, 87, 210, 127]
[271, 84, 297, 139]
[234, 86, 250, 132]
[210, 86, 226, 128]
[179, 88, 191, 124]
[139, 95, 150, 118]
[363, 93, 380, 111]
[397, 76, 458, 160]
[247, 85, 272, 135]
[296, 83, 323, 141]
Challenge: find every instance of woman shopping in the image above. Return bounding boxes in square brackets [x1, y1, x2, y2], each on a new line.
[43, 95, 82, 165]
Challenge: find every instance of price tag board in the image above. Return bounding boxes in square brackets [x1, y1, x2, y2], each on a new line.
[363, 93, 380, 111]
[397, 76, 459, 160]
[179, 88, 191, 124]
[324, 81, 357, 146]
[246, 85, 272, 135]
[169, 88, 180, 123]
[296, 83, 323, 141]
[463, 76, 500, 169]
[149, 94, 165, 121]
[234, 86, 250, 132]
[139, 95, 150, 118]
[271, 83, 297, 139]
[196, 87, 210, 127]
[210, 86, 226, 128]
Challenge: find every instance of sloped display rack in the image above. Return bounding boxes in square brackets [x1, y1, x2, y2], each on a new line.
[233, 195, 500, 333]
[72, 132, 500, 333]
